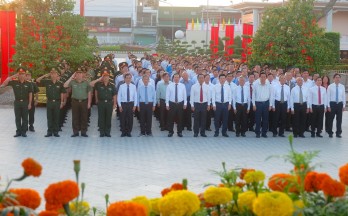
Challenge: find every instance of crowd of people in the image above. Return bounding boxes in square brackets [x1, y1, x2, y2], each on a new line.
[0, 52, 346, 139]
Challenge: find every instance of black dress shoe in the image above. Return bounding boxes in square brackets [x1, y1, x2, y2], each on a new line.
[45, 133, 53, 137]
[161, 128, 166, 131]
[316, 134, 323, 138]
[71, 133, 79, 137]
[127, 133, 132, 137]
[201, 134, 207, 137]
[249, 128, 255, 132]
[14, 133, 21, 137]
[336, 134, 342, 138]
[53, 133, 60, 137]
[256, 134, 260, 138]
[262, 134, 268, 138]
[21, 133, 27, 137]
[329, 134, 333, 138]
[311, 134, 315, 138]
[236, 134, 240, 137]
[168, 133, 173, 137]
[81, 133, 88, 137]
[100, 134, 105, 137]
[194, 134, 198, 137]
[222, 133, 229, 137]
[187, 128, 192, 131]
[279, 134, 285, 137]
[294, 134, 298, 138]
[299, 135, 305, 138]
[29, 126, 35, 132]
[241, 133, 246, 137]
[206, 128, 212, 131]
[214, 133, 219, 137]
[177, 133, 183, 137]
[273, 133, 277, 137]
[121, 133, 126, 137]
[105, 134, 111, 137]
[59, 127, 62, 131]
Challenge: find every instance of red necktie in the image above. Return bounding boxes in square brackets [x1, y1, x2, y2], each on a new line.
[200, 85, 203, 102]
[318, 86, 321, 105]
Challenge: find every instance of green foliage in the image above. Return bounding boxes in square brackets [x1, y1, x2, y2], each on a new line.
[324, 32, 340, 62]
[11, 0, 96, 77]
[251, 0, 336, 71]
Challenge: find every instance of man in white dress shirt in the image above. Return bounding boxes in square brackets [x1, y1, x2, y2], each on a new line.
[190, 74, 211, 137]
[327, 73, 346, 138]
[290, 77, 310, 138]
[308, 77, 327, 138]
[252, 72, 273, 138]
[212, 74, 231, 137]
[272, 75, 290, 137]
[233, 76, 250, 137]
[166, 73, 187, 137]
[117, 73, 137, 137]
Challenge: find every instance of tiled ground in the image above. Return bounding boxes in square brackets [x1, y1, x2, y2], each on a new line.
[0, 105, 347, 210]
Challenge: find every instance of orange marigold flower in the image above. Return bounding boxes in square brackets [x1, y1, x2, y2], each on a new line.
[38, 210, 59, 216]
[107, 201, 146, 216]
[218, 183, 225, 187]
[44, 180, 79, 205]
[321, 177, 346, 197]
[236, 182, 246, 189]
[161, 188, 172, 197]
[268, 174, 298, 193]
[198, 193, 214, 208]
[21, 158, 42, 177]
[45, 202, 63, 211]
[170, 183, 184, 191]
[339, 163, 348, 185]
[240, 168, 255, 180]
[9, 188, 41, 210]
[304, 172, 331, 192]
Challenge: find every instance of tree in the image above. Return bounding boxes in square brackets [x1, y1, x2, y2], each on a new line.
[251, 0, 336, 71]
[156, 36, 168, 54]
[11, 0, 95, 77]
[231, 36, 242, 59]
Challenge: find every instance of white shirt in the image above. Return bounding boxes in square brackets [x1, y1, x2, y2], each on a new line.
[233, 85, 250, 110]
[190, 83, 211, 105]
[212, 83, 232, 107]
[303, 79, 314, 89]
[117, 83, 137, 106]
[137, 78, 155, 88]
[272, 83, 291, 109]
[327, 83, 346, 108]
[205, 82, 214, 105]
[290, 85, 310, 110]
[252, 82, 273, 107]
[165, 82, 187, 106]
[308, 85, 327, 108]
[225, 81, 238, 100]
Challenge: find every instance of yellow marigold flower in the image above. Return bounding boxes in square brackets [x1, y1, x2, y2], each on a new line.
[69, 201, 90, 213]
[253, 192, 294, 216]
[237, 191, 256, 212]
[149, 198, 160, 215]
[158, 190, 200, 216]
[204, 186, 232, 205]
[244, 170, 266, 184]
[293, 200, 305, 216]
[131, 196, 152, 215]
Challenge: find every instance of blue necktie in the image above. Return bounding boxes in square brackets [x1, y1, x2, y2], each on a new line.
[336, 85, 339, 103]
[221, 85, 224, 103]
[241, 86, 244, 103]
[175, 84, 178, 102]
[145, 86, 148, 104]
[127, 85, 130, 102]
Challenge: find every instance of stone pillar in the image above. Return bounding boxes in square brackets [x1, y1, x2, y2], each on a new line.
[253, 9, 259, 35]
[326, 9, 333, 32]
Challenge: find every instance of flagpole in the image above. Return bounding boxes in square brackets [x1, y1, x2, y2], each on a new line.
[205, 0, 209, 51]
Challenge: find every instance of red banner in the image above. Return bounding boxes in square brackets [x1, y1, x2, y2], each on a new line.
[210, 26, 219, 56]
[225, 25, 235, 57]
[0, 11, 16, 82]
[242, 23, 253, 63]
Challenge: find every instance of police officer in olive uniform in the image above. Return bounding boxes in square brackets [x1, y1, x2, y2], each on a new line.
[90, 69, 117, 137]
[26, 70, 39, 132]
[36, 68, 66, 137]
[1, 67, 33, 137]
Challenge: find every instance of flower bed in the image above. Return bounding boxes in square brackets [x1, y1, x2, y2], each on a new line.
[0, 135, 347, 216]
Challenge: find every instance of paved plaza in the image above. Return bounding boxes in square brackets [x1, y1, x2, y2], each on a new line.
[0, 102, 347, 210]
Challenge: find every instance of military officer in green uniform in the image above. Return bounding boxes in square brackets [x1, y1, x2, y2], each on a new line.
[26, 70, 39, 132]
[1, 67, 33, 137]
[36, 68, 66, 137]
[90, 69, 117, 137]
[64, 69, 92, 137]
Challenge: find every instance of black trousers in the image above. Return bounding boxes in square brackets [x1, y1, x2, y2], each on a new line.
[193, 102, 207, 135]
[311, 105, 324, 135]
[286, 112, 293, 131]
[273, 101, 288, 136]
[293, 103, 307, 136]
[168, 101, 184, 134]
[71, 99, 88, 134]
[255, 101, 269, 136]
[325, 111, 330, 133]
[14, 100, 29, 134]
[120, 102, 134, 134]
[206, 107, 213, 129]
[214, 102, 229, 134]
[182, 97, 192, 129]
[235, 103, 248, 135]
[29, 101, 35, 127]
[139, 102, 153, 134]
[248, 102, 255, 130]
[159, 99, 169, 130]
[228, 108, 235, 130]
[327, 102, 343, 135]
